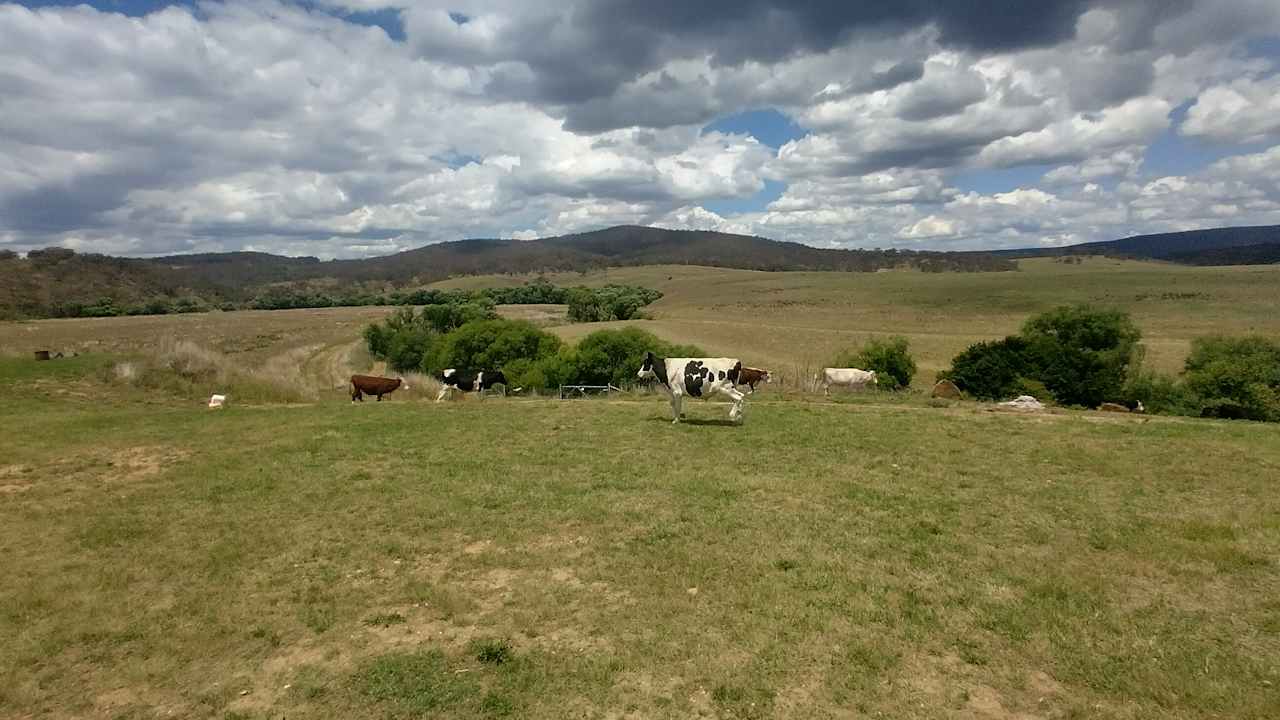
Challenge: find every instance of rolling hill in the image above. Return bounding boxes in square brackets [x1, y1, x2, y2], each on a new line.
[993, 224, 1280, 262]
[1, 226, 1013, 319]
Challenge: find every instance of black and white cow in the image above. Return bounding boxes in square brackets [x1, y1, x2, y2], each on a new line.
[636, 352, 746, 423]
[435, 368, 508, 402]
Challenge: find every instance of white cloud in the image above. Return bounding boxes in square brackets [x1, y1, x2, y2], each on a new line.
[1, 1, 1279, 256]
[1182, 75, 1280, 143]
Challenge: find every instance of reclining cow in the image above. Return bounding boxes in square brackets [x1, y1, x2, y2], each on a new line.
[637, 352, 746, 423]
[435, 369, 508, 402]
[351, 374, 408, 402]
[818, 367, 877, 395]
[736, 367, 771, 394]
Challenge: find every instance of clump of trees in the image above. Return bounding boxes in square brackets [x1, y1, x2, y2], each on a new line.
[831, 336, 917, 390]
[565, 285, 663, 322]
[940, 305, 1142, 406]
[940, 305, 1280, 422]
[364, 305, 700, 392]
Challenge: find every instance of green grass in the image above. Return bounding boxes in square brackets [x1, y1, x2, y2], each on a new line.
[1, 356, 1278, 718]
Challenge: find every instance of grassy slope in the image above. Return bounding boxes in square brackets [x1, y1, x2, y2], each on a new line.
[436, 258, 1280, 382]
[1, 357, 1278, 719]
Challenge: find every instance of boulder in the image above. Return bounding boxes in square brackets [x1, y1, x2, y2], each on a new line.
[931, 379, 962, 399]
[996, 395, 1045, 412]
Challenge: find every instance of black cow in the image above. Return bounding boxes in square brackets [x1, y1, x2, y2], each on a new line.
[435, 369, 508, 401]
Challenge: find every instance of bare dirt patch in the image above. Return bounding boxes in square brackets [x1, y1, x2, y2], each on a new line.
[105, 446, 192, 484]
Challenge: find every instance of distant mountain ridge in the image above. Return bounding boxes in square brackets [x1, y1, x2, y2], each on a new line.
[3, 223, 1275, 320]
[992, 225, 1280, 263]
[0, 226, 1014, 318]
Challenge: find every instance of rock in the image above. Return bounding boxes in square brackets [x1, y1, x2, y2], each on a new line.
[931, 379, 962, 399]
[1098, 402, 1129, 413]
[208, 394, 226, 409]
[997, 395, 1045, 412]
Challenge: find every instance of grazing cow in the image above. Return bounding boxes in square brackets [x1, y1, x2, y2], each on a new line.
[436, 368, 508, 402]
[637, 352, 746, 423]
[818, 368, 878, 396]
[736, 367, 771, 394]
[350, 374, 407, 402]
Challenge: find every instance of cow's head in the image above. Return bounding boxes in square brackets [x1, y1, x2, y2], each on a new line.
[763, 370, 773, 383]
[397, 375, 409, 390]
[870, 371, 879, 386]
[442, 368, 456, 379]
[637, 352, 668, 385]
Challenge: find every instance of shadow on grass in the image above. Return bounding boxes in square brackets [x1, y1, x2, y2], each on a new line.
[647, 416, 742, 427]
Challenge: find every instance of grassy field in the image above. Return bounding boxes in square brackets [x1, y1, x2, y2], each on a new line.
[3, 258, 1277, 391]
[514, 258, 1280, 384]
[1, 355, 1278, 719]
[2, 260, 1278, 718]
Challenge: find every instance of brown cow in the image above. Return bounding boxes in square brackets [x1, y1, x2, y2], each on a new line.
[736, 367, 771, 394]
[350, 374, 408, 402]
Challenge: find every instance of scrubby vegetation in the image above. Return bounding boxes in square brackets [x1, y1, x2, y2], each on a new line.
[939, 305, 1280, 422]
[940, 305, 1141, 407]
[365, 308, 701, 392]
[832, 336, 916, 390]
[1180, 335, 1280, 421]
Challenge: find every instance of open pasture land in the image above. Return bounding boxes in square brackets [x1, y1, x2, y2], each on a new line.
[2, 259, 1276, 392]
[1, 355, 1278, 719]
[509, 258, 1280, 383]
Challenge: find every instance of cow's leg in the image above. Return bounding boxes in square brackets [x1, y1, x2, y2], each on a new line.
[435, 386, 450, 403]
[720, 385, 746, 422]
[376, 393, 383, 401]
[352, 387, 362, 403]
[670, 392, 683, 423]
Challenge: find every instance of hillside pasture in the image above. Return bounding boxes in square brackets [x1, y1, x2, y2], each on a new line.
[4, 260, 1276, 394]
[506, 259, 1280, 385]
[0, 356, 1277, 719]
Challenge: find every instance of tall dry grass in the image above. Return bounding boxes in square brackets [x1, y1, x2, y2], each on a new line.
[112, 339, 314, 405]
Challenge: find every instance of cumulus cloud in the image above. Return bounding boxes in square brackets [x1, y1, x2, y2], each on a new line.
[1181, 75, 1280, 143]
[1, 0, 1279, 256]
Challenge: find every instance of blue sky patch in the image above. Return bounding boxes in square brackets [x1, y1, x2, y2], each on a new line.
[702, 109, 807, 149]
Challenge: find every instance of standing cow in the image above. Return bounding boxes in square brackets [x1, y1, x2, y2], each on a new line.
[435, 369, 508, 402]
[818, 368, 878, 396]
[637, 352, 746, 423]
[351, 374, 408, 402]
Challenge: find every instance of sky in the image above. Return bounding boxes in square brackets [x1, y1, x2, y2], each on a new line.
[2, 1, 1280, 258]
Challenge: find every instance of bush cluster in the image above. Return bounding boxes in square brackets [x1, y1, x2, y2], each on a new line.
[940, 305, 1280, 421]
[940, 305, 1142, 406]
[831, 336, 917, 390]
[37, 278, 661, 321]
[365, 305, 700, 391]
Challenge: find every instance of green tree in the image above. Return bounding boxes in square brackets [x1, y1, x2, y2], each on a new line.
[939, 336, 1036, 400]
[1183, 335, 1280, 420]
[1021, 305, 1141, 407]
[834, 336, 917, 390]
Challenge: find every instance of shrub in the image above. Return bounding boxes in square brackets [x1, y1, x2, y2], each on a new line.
[1183, 335, 1280, 421]
[939, 336, 1037, 400]
[566, 285, 663, 322]
[423, 320, 562, 376]
[1122, 369, 1200, 417]
[1020, 305, 1142, 407]
[834, 336, 916, 390]
[567, 326, 702, 388]
[363, 303, 500, 372]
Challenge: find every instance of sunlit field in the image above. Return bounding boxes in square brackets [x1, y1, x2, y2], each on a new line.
[2, 259, 1278, 719]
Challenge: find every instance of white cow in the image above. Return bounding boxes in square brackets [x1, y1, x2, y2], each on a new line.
[818, 368, 878, 395]
[208, 393, 227, 409]
[637, 352, 746, 423]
